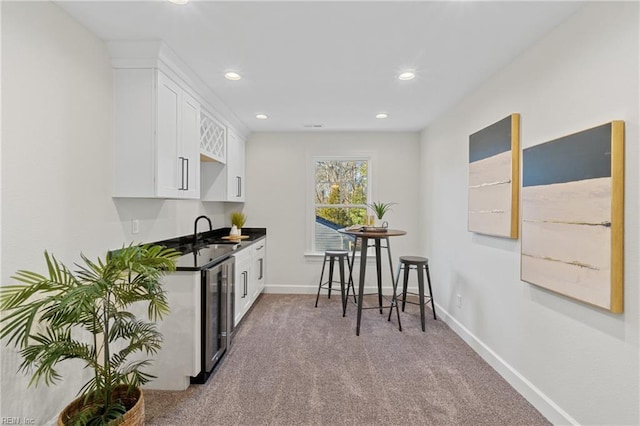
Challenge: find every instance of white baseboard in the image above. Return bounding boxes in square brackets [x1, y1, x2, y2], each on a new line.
[435, 303, 578, 426]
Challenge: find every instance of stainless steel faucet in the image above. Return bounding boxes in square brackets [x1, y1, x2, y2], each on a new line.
[193, 215, 213, 246]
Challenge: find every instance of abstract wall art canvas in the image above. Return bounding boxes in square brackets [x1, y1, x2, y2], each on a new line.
[521, 121, 624, 313]
[468, 114, 520, 238]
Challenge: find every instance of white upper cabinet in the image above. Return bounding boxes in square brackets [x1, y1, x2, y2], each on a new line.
[113, 68, 200, 199]
[201, 128, 246, 202]
[200, 110, 227, 163]
[109, 41, 249, 200]
[226, 129, 246, 201]
[180, 88, 201, 199]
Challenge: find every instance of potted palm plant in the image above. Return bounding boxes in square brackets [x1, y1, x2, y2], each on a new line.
[0, 244, 180, 426]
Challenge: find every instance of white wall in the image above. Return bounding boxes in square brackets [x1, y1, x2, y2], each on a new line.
[419, 3, 639, 425]
[0, 2, 227, 423]
[4, 1, 637, 425]
[245, 132, 421, 293]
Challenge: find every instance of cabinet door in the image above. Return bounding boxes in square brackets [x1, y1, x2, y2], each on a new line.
[156, 72, 182, 198]
[252, 240, 266, 299]
[233, 251, 252, 326]
[226, 130, 246, 202]
[237, 135, 246, 201]
[180, 91, 201, 199]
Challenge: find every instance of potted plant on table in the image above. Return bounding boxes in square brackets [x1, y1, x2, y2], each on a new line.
[0, 244, 180, 426]
[366, 201, 397, 228]
[230, 211, 247, 237]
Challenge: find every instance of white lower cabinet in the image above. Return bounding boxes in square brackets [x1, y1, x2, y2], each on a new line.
[233, 237, 267, 327]
[143, 237, 267, 390]
[233, 247, 253, 326]
[252, 240, 266, 299]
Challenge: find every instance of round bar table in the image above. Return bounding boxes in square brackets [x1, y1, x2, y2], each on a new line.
[340, 228, 406, 336]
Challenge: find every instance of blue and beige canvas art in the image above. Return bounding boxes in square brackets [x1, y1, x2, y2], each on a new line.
[468, 114, 519, 239]
[521, 121, 624, 313]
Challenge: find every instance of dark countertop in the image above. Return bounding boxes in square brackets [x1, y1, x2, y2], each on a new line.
[148, 227, 267, 271]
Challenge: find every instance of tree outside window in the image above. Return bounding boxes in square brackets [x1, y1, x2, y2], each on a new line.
[314, 158, 369, 252]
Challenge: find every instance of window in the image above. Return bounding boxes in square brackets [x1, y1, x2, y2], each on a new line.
[312, 157, 370, 253]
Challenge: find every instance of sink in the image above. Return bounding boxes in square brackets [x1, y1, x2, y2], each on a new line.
[195, 243, 239, 252]
[176, 243, 195, 253]
[198, 237, 238, 246]
[175, 243, 238, 270]
[174, 239, 239, 256]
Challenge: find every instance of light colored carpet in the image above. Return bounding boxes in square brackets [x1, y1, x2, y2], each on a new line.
[145, 294, 550, 425]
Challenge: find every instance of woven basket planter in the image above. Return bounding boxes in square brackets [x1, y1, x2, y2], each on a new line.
[57, 385, 144, 426]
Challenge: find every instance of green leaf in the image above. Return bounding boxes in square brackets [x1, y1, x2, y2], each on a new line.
[366, 201, 398, 219]
[0, 244, 177, 424]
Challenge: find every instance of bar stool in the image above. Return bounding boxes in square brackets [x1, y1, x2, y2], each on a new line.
[390, 256, 436, 331]
[314, 250, 355, 316]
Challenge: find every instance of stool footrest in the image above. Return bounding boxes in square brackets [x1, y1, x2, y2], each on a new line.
[397, 291, 433, 301]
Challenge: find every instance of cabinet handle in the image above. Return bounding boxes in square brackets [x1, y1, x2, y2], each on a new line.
[241, 271, 248, 297]
[236, 176, 242, 198]
[244, 271, 248, 297]
[185, 158, 189, 190]
[259, 258, 263, 280]
[178, 157, 185, 190]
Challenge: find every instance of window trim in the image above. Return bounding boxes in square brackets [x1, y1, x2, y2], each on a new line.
[306, 153, 374, 256]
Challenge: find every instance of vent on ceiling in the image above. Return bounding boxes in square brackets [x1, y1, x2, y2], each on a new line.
[303, 124, 323, 128]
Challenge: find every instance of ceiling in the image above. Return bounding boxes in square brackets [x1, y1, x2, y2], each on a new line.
[55, 1, 585, 133]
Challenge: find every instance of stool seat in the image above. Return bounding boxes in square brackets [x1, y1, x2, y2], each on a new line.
[326, 250, 349, 257]
[398, 256, 428, 265]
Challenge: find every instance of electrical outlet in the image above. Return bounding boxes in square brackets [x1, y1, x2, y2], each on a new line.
[456, 293, 462, 308]
[132, 219, 140, 234]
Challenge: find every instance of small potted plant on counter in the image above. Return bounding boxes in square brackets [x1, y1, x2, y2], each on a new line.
[366, 201, 397, 228]
[0, 244, 180, 426]
[230, 211, 247, 237]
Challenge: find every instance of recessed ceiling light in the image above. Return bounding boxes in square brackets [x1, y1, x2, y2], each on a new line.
[256, 114, 268, 120]
[398, 71, 416, 81]
[224, 72, 242, 81]
[376, 113, 388, 119]
[168, 0, 189, 4]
